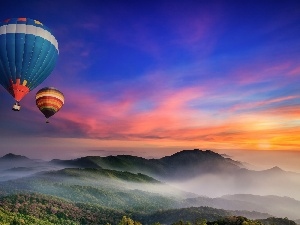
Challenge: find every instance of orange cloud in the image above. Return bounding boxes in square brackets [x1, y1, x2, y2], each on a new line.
[50, 79, 300, 152]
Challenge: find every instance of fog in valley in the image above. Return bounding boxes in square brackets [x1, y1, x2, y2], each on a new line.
[1, 150, 300, 220]
[167, 169, 300, 200]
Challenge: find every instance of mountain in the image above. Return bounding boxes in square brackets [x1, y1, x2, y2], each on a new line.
[1, 150, 300, 220]
[51, 157, 102, 169]
[0, 193, 276, 225]
[0, 153, 30, 161]
[0, 193, 124, 225]
[0, 153, 39, 181]
[3, 149, 300, 195]
[1, 167, 295, 220]
[0, 153, 65, 182]
[0, 167, 188, 213]
[159, 150, 243, 178]
[135, 207, 272, 225]
[50, 149, 243, 180]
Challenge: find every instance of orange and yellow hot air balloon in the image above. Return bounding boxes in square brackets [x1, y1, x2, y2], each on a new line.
[35, 87, 64, 123]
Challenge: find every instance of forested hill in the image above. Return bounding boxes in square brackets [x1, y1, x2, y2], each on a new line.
[0, 167, 187, 213]
[0, 193, 124, 225]
[0, 193, 283, 225]
[134, 207, 273, 225]
[50, 149, 243, 179]
[43, 167, 161, 184]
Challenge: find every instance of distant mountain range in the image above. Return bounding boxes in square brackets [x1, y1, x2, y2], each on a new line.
[1, 149, 300, 221]
[50, 149, 244, 180]
[0, 153, 64, 181]
[48, 149, 300, 204]
[0, 153, 29, 161]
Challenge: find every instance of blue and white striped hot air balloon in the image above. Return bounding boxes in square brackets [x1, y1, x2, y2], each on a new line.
[0, 18, 59, 111]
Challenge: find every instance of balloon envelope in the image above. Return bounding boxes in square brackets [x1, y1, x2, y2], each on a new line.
[36, 87, 64, 119]
[0, 18, 59, 105]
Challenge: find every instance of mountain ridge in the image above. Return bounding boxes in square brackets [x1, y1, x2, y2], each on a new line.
[49, 149, 245, 180]
[1, 150, 300, 219]
[0, 153, 30, 161]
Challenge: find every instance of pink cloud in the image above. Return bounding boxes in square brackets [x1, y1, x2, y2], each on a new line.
[48, 56, 299, 142]
[288, 66, 300, 77]
[232, 61, 293, 85]
[45, 80, 206, 139]
[226, 95, 300, 113]
[9, 67, 300, 153]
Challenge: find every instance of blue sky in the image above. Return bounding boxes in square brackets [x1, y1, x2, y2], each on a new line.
[0, 0, 300, 169]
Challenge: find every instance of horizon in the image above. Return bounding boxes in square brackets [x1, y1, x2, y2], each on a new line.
[2, 147, 300, 204]
[2, 148, 300, 173]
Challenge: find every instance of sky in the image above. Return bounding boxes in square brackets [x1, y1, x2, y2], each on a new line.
[0, 0, 300, 170]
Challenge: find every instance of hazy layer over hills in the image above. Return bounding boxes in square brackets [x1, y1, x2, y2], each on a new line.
[0, 149, 300, 220]
[50, 149, 300, 200]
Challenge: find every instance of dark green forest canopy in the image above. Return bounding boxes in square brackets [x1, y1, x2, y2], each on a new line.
[0, 194, 297, 225]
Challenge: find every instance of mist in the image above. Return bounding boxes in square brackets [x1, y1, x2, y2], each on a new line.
[2, 150, 300, 220]
[0, 157, 71, 182]
[219, 149, 300, 173]
[167, 169, 300, 200]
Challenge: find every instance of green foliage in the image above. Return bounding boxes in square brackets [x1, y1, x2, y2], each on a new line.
[172, 220, 193, 225]
[0, 194, 296, 225]
[0, 154, 297, 225]
[118, 216, 142, 225]
[206, 216, 263, 225]
[258, 217, 297, 225]
[167, 216, 265, 225]
[0, 193, 125, 225]
[0, 168, 176, 213]
[55, 168, 160, 184]
[135, 206, 231, 225]
[53, 150, 241, 180]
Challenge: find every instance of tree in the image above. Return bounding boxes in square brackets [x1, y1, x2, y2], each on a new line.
[119, 216, 141, 225]
[195, 219, 207, 225]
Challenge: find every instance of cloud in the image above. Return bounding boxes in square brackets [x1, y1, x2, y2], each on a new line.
[6, 48, 295, 154]
[0, 0, 299, 157]
[225, 95, 300, 114]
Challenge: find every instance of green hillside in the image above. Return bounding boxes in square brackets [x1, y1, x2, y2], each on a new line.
[51, 150, 242, 179]
[46, 168, 161, 184]
[135, 206, 232, 224]
[1, 151, 299, 222]
[0, 193, 288, 225]
[258, 217, 297, 225]
[0, 168, 178, 213]
[0, 193, 124, 225]
[134, 207, 273, 225]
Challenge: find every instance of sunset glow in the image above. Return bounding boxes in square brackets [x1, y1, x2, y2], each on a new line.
[0, 1, 299, 166]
